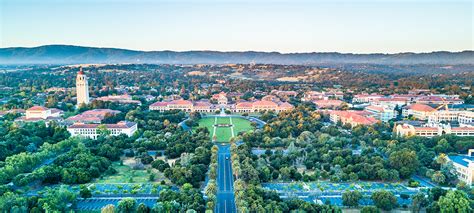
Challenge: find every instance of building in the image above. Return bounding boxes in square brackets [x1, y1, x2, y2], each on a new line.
[313, 100, 346, 109]
[66, 109, 121, 124]
[15, 106, 63, 123]
[149, 99, 196, 112]
[233, 100, 294, 113]
[458, 111, 474, 127]
[447, 149, 474, 185]
[352, 94, 383, 103]
[402, 104, 437, 120]
[371, 97, 409, 108]
[364, 105, 397, 122]
[76, 68, 90, 105]
[95, 94, 142, 105]
[416, 96, 464, 105]
[67, 121, 138, 139]
[211, 92, 228, 105]
[428, 111, 464, 124]
[302, 91, 343, 102]
[394, 123, 474, 137]
[150, 98, 293, 113]
[330, 110, 379, 127]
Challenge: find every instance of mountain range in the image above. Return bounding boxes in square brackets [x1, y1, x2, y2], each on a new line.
[0, 45, 472, 65]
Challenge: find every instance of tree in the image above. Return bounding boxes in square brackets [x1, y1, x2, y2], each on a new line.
[431, 171, 446, 184]
[101, 204, 116, 213]
[389, 149, 419, 179]
[79, 185, 92, 198]
[118, 198, 137, 213]
[342, 190, 362, 207]
[411, 192, 428, 213]
[437, 190, 471, 213]
[371, 190, 398, 211]
[360, 206, 380, 213]
[97, 124, 111, 136]
[137, 203, 150, 213]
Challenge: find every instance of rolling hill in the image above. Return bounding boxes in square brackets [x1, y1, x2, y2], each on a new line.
[0, 45, 472, 65]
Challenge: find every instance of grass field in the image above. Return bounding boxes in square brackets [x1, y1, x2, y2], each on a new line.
[195, 116, 254, 142]
[94, 161, 167, 184]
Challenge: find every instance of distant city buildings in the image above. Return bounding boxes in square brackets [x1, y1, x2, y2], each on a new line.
[76, 68, 90, 106]
[67, 121, 138, 139]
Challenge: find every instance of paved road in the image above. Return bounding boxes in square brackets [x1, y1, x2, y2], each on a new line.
[216, 144, 236, 213]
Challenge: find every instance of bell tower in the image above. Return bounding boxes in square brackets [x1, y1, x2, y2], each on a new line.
[76, 67, 90, 106]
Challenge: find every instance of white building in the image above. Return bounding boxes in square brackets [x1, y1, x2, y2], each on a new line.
[364, 105, 397, 122]
[458, 111, 474, 127]
[352, 94, 383, 103]
[447, 149, 474, 185]
[67, 121, 138, 139]
[76, 68, 90, 106]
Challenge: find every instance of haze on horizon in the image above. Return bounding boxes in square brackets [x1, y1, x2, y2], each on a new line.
[1, 0, 472, 54]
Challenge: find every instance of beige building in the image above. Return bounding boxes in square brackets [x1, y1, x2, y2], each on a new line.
[15, 106, 63, 123]
[394, 123, 474, 137]
[402, 104, 437, 120]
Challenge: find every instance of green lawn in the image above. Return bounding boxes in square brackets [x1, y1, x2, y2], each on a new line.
[195, 116, 254, 142]
[94, 162, 167, 183]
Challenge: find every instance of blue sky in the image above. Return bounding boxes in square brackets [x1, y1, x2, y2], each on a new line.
[1, 0, 472, 53]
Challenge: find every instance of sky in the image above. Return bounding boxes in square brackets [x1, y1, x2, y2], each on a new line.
[0, 0, 472, 53]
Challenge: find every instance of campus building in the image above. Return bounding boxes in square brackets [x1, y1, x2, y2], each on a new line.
[211, 92, 228, 105]
[76, 68, 90, 105]
[15, 106, 63, 123]
[329, 110, 379, 127]
[402, 104, 436, 120]
[364, 105, 397, 122]
[67, 121, 138, 139]
[447, 149, 474, 185]
[232, 100, 294, 113]
[394, 123, 474, 137]
[149, 99, 293, 113]
[66, 109, 121, 124]
[95, 94, 142, 105]
[352, 94, 383, 103]
[313, 99, 346, 109]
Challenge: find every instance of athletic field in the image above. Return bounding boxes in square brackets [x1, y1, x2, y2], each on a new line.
[195, 116, 254, 142]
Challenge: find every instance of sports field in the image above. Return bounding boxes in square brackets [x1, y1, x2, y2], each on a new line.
[196, 116, 254, 142]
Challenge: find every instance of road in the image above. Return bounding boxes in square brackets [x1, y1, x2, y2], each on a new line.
[216, 144, 236, 213]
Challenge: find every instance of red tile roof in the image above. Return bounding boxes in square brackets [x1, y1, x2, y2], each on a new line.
[406, 104, 436, 112]
[28, 106, 48, 111]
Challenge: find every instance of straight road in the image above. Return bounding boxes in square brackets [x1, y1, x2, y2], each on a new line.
[216, 144, 236, 213]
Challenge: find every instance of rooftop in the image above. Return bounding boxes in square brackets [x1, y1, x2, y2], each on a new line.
[448, 155, 474, 167]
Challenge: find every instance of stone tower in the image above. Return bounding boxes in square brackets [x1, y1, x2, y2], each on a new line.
[76, 67, 90, 106]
